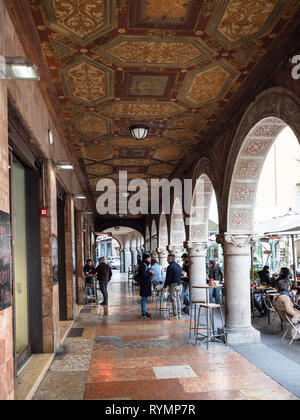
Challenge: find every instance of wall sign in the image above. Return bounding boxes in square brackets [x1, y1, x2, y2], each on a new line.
[0, 210, 12, 311]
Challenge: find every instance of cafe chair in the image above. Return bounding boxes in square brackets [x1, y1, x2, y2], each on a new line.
[281, 311, 300, 346]
[262, 293, 282, 330]
[189, 299, 206, 339]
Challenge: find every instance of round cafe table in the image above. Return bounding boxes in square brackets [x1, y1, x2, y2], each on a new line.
[192, 284, 223, 304]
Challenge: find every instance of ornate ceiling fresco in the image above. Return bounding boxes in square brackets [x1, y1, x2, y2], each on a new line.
[27, 0, 300, 207]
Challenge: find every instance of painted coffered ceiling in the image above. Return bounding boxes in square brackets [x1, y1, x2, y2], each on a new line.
[26, 0, 300, 210]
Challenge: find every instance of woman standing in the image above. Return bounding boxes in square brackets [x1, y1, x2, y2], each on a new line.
[138, 253, 152, 319]
[208, 260, 223, 304]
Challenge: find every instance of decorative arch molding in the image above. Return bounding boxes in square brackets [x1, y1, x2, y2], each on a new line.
[224, 87, 300, 233]
[150, 219, 158, 250]
[187, 158, 220, 241]
[145, 224, 151, 252]
[170, 196, 186, 245]
[158, 212, 169, 249]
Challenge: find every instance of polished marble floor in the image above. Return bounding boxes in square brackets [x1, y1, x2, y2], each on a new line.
[33, 273, 298, 400]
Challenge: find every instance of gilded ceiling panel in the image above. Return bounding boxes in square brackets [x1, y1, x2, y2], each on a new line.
[75, 114, 110, 137]
[129, 0, 203, 30]
[86, 164, 113, 176]
[41, 0, 116, 45]
[102, 102, 185, 118]
[123, 72, 176, 98]
[179, 61, 238, 106]
[84, 145, 113, 160]
[97, 37, 214, 68]
[154, 146, 182, 161]
[147, 163, 175, 176]
[206, 0, 286, 49]
[59, 56, 114, 104]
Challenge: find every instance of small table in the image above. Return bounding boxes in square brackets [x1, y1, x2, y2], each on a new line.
[192, 285, 223, 304]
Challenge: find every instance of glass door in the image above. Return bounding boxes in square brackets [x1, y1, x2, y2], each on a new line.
[10, 154, 30, 368]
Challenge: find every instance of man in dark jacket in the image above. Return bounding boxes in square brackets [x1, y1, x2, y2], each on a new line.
[163, 253, 183, 320]
[94, 257, 112, 306]
[138, 253, 152, 319]
[258, 266, 271, 286]
[83, 259, 95, 297]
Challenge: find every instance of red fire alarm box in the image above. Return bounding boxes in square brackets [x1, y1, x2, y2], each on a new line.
[40, 209, 49, 217]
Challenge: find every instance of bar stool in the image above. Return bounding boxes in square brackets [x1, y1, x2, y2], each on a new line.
[189, 299, 206, 338]
[155, 290, 172, 316]
[195, 303, 227, 348]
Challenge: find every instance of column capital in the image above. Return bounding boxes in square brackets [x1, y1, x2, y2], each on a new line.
[216, 233, 257, 255]
[157, 248, 169, 257]
[167, 245, 184, 255]
[185, 241, 207, 257]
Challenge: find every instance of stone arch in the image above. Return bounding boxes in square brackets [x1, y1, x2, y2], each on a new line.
[170, 196, 186, 245]
[145, 225, 151, 252]
[151, 219, 158, 250]
[158, 212, 168, 249]
[224, 87, 300, 233]
[188, 173, 215, 242]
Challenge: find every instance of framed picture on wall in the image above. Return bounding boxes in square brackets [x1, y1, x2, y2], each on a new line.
[52, 233, 58, 284]
[0, 210, 12, 311]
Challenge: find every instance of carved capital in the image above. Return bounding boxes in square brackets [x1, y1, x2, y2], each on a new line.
[186, 241, 207, 257]
[216, 233, 256, 255]
[167, 245, 184, 256]
[157, 248, 169, 258]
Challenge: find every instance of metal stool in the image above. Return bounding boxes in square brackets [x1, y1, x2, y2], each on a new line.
[189, 299, 205, 338]
[195, 303, 226, 348]
[155, 290, 172, 316]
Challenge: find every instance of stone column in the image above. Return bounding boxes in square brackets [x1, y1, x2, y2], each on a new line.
[186, 241, 208, 302]
[64, 194, 76, 320]
[136, 247, 142, 258]
[216, 233, 260, 345]
[167, 245, 184, 264]
[124, 247, 132, 272]
[150, 249, 159, 260]
[120, 248, 125, 273]
[157, 248, 168, 269]
[131, 247, 138, 266]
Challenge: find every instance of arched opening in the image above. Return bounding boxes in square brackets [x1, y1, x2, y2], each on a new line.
[170, 197, 186, 262]
[158, 212, 168, 250]
[145, 225, 150, 253]
[150, 219, 158, 251]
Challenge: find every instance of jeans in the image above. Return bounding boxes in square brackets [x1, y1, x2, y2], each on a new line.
[209, 287, 222, 304]
[181, 282, 190, 307]
[141, 296, 148, 315]
[170, 285, 182, 316]
[99, 281, 108, 303]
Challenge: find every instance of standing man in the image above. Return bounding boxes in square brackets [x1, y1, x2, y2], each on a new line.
[95, 257, 112, 306]
[163, 253, 183, 320]
[181, 253, 193, 314]
[83, 259, 95, 297]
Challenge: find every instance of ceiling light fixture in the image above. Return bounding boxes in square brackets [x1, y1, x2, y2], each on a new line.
[130, 125, 149, 141]
[53, 161, 74, 170]
[74, 194, 87, 200]
[0, 56, 39, 80]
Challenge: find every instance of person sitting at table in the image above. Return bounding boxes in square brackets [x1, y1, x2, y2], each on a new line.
[208, 260, 223, 304]
[83, 259, 95, 297]
[181, 253, 193, 314]
[272, 267, 293, 290]
[274, 279, 300, 325]
[258, 266, 271, 286]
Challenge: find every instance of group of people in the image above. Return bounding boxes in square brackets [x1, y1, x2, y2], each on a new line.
[136, 253, 223, 320]
[253, 265, 300, 322]
[83, 258, 112, 306]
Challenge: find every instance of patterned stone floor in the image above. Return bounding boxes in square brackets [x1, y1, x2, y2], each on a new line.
[33, 273, 298, 400]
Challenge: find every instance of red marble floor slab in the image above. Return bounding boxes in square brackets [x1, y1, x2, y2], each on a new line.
[125, 345, 201, 359]
[87, 367, 156, 383]
[90, 356, 170, 370]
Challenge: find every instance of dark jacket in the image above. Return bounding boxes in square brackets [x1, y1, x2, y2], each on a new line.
[164, 261, 182, 288]
[182, 260, 193, 283]
[139, 261, 152, 297]
[83, 264, 95, 277]
[258, 269, 271, 286]
[95, 262, 112, 283]
[208, 266, 223, 283]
